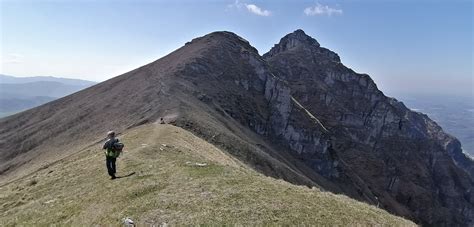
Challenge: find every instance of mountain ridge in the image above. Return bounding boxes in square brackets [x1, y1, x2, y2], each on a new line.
[0, 30, 472, 225]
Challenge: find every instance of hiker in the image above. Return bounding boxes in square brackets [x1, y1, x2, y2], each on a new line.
[102, 130, 123, 179]
[160, 117, 166, 124]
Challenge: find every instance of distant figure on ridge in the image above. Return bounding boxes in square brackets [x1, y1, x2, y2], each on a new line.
[102, 131, 124, 180]
[160, 117, 166, 124]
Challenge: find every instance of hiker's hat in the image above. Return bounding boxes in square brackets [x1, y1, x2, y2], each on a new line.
[107, 130, 115, 136]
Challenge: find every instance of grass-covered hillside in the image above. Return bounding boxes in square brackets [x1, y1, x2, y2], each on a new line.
[0, 124, 414, 225]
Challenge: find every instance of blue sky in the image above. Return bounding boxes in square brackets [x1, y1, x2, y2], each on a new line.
[1, 0, 472, 97]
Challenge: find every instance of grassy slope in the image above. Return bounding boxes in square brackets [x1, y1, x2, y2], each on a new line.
[0, 124, 414, 225]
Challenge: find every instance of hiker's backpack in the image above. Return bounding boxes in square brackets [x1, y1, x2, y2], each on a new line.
[113, 142, 125, 157]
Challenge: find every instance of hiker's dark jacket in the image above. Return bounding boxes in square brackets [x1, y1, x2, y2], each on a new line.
[103, 138, 119, 158]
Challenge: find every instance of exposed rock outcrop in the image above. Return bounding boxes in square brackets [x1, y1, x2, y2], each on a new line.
[264, 29, 474, 226]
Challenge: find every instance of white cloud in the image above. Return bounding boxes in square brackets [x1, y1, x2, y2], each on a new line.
[227, 1, 271, 16]
[246, 4, 271, 16]
[304, 3, 342, 16]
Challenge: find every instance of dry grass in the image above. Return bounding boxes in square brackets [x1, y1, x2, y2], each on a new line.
[0, 124, 414, 226]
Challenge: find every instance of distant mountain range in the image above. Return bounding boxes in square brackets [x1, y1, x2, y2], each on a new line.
[0, 74, 96, 86]
[0, 74, 96, 117]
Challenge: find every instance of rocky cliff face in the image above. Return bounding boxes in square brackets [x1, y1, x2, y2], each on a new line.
[263, 29, 474, 226]
[172, 30, 473, 225]
[1, 30, 472, 226]
[174, 32, 339, 183]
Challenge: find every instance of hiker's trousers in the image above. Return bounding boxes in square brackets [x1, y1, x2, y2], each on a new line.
[106, 156, 116, 176]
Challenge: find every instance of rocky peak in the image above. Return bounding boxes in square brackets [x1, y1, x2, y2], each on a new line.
[285, 29, 321, 47]
[264, 29, 319, 58]
[264, 29, 340, 63]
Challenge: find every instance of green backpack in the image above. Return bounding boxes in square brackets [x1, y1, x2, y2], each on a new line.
[112, 141, 124, 157]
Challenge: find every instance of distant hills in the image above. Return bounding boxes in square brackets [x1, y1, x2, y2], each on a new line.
[0, 74, 95, 86]
[0, 74, 96, 117]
